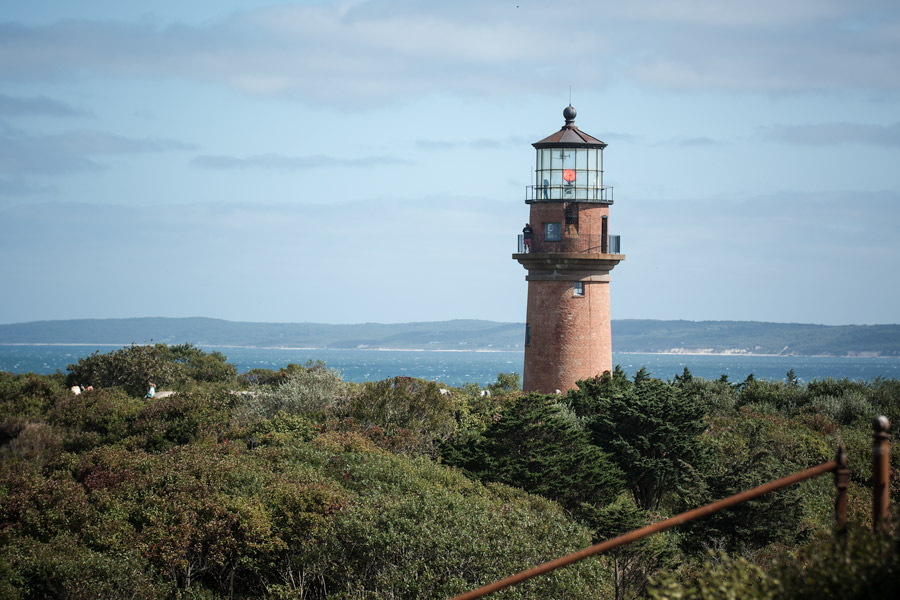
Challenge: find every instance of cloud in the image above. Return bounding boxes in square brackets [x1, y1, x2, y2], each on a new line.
[0, 93, 91, 117]
[0, 126, 195, 174]
[760, 121, 900, 147]
[674, 136, 722, 147]
[41, 130, 195, 154]
[190, 153, 410, 170]
[0, 1, 897, 106]
[0, 177, 56, 196]
[415, 135, 527, 151]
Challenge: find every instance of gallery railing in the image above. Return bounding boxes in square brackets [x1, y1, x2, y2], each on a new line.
[526, 184, 614, 204]
[517, 233, 621, 254]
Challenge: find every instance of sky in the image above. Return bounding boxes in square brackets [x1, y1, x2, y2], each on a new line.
[1, 0, 899, 327]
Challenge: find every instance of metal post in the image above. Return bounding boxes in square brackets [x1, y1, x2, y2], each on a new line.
[872, 415, 891, 532]
[833, 445, 849, 534]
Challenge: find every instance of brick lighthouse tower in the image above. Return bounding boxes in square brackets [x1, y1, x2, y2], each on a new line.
[514, 105, 624, 394]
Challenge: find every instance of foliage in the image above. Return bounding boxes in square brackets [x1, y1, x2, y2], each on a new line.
[315, 451, 607, 599]
[647, 551, 778, 600]
[648, 523, 900, 600]
[347, 376, 460, 454]
[580, 370, 709, 511]
[582, 495, 679, 600]
[48, 387, 144, 451]
[3, 345, 900, 599]
[442, 393, 624, 511]
[65, 343, 236, 396]
[0, 415, 607, 599]
[240, 361, 347, 420]
[486, 372, 522, 395]
[679, 412, 824, 555]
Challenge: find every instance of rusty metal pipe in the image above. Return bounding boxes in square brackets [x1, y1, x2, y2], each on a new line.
[872, 415, 891, 532]
[450, 460, 838, 600]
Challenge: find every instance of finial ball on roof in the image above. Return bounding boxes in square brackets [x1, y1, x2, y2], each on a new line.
[563, 105, 577, 123]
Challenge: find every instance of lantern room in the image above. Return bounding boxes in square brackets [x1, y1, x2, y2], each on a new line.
[527, 105, 612, 204]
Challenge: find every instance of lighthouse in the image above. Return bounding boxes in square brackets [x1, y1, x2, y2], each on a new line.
[514, 106, 624, 394]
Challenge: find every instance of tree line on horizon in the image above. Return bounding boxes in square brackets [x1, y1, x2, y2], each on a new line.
[0, 343, 898, 599]
[2, 317, 900, 355]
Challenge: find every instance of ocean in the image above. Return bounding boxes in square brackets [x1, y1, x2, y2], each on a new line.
[1, 344, 899, 386]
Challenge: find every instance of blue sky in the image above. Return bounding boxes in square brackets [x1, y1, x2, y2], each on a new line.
[1, 0, 899, 326]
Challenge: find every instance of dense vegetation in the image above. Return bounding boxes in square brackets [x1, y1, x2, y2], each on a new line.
[1, 344, 898, 599]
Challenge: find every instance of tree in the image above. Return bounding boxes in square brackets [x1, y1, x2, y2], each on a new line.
[443, 393, 624, 511]
[486, 372, 521, 395]
[582, 495, 678, 600]
[586, 373, 708, 511]
[679, 410, 834, 556]
[65, 343, 237, 397]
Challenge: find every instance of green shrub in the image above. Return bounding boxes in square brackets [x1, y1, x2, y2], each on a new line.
[65, 344, 236, 397]
[49, 387, 142, 451]
[348, 377, 459, 453]
[250, 364, 347, 419]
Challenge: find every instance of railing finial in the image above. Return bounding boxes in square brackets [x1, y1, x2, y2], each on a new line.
[873, 416, 891, 532]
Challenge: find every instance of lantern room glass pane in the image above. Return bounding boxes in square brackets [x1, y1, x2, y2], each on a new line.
[575, 149, 587, 169]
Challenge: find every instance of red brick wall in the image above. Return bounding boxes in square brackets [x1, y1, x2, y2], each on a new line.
[527, 202, 609, 239]
[523, 278, 612, 393]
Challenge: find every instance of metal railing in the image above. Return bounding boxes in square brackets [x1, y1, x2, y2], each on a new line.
[450, 417, 891, 600]
[517, 233, 621, 254]
[526, 185, 614, 204]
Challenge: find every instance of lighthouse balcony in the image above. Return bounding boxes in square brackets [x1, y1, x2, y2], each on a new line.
[518, 233, 621, 255]
[526, 185, 613, 204]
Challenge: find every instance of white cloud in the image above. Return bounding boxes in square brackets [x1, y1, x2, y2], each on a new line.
[190, 153, 409, 170]
[760, 121, 900, 147]
[0, 127, 195, 175]
[1, 1, 897, 106]
[0, 93, 91, 117]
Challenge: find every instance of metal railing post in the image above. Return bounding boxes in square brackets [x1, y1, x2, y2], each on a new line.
[873, 415, 891, 532]
[834, 445, 849, 534]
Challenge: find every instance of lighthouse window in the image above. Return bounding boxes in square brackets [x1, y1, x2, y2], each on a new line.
[545, 222, 562, 241]
[573, 282, 585, 297]
[524, 323, 531, 346]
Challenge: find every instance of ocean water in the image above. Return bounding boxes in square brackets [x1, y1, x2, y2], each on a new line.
[1, 344, 899, 386]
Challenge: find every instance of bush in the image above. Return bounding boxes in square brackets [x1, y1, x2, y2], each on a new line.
[348, 377, 460, 453]
[66, 344, 236, 397]
[49, 387, 143, 451]
[648, 523, 900, 600]
[250, 364, 347, 420]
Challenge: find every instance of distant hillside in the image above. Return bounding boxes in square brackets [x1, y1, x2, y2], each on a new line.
[613, 320, 900, 357]
[0, 317, 898, 357]
[0, 317, 523, 350]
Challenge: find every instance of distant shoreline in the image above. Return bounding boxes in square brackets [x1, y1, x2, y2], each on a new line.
[1, 342, 897, 359]
[3, 318, 898, 357]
